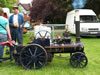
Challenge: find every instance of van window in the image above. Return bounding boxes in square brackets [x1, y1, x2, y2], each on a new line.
[80, 15, 99, 23]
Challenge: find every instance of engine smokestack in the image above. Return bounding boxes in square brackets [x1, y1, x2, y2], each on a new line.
[75, 10, 80, 43]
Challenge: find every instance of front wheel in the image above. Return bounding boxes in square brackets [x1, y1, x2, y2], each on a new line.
[70, 52, 88, 68]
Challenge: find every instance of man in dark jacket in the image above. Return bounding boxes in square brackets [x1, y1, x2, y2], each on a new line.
[9, 6, 25, 59]
[9, 6, 25, 45]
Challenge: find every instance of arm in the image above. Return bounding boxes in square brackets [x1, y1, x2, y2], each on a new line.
[21, 15, 25, 27]
[6, 24, 12, 40]
[19, 14, 25, 28]
[9, 15, 14, 27]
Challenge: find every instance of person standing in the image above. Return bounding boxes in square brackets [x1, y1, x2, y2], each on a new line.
[9, 6, 24, 59]
[9, 6, 25, 45]
[0, 7, 11, 60]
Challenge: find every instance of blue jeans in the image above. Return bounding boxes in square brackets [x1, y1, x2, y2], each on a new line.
[10, 28, 23, 44]
[0, 33, 7, 58]
[10, 28, 23, 57]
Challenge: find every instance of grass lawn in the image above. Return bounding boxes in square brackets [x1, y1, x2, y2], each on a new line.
[0, 32, 100, 75]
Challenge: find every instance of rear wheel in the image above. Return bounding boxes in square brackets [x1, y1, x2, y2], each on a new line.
[20, 44, 47, 70]
[70, 52, 88, 68]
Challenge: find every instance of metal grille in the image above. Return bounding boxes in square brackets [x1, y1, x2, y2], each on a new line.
[88, 28, 99, 30]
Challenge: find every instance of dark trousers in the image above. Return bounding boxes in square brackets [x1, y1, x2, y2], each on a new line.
[11, 28, 23, 44]
[10, 28, 23, 57]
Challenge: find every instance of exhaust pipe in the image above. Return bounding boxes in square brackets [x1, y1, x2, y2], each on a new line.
[75, 10, 80, 43]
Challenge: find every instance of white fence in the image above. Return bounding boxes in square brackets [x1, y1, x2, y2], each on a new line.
[44, 24, 66, 30]
[43, 24, 66, 39]
[28, 24, 66, 39]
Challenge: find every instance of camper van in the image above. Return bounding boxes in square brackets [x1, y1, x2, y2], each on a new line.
[66, 9, 100, 37]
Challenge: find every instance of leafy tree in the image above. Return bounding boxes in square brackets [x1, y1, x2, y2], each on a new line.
[0, 0, 17, 12]
[30, 0, 100, 23]
[85, 0, 100, 16]
[30, 0, 71, 23]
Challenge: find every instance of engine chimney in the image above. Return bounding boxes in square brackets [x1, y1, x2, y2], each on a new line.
[75, 10, 80, 43]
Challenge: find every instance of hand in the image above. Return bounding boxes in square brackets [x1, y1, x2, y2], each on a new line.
[8, 36, 12, 42]
[9, 40, 13, 47]
[20, 25, 22, 28]
[14, 24, 18, 28]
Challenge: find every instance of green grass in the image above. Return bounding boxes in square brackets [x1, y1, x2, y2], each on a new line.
[0, 32, 100, 75]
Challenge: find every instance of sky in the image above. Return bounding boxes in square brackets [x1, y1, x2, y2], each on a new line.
[20, 0, 33, 4]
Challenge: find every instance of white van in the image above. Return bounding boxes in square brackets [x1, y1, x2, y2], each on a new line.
[66, 9, 100, 37]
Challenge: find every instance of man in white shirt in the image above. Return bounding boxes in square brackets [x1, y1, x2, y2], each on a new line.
[9, 6, 25, 59]
[9, 6, 24, 45]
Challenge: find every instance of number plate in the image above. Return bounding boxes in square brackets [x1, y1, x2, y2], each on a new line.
[90, 32, 98, 34]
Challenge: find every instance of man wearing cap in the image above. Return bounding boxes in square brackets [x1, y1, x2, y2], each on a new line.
[9, 6, 24, 45]
[9, 6, 24, 58]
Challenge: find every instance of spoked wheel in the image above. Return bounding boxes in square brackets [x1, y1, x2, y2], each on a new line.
[35, 30, 50, 39]
[70, 52, 88, 68]
[20, 44, 47, 70]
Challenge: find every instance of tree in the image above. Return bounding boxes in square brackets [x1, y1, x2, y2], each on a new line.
[30, 0, 71, 23]
[0, 0, 17, 12]
[30, 0, 100, 23]
[84, 0, 100, 16]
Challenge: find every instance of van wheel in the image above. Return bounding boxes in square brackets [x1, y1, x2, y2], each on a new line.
[96, 36, 100, 38]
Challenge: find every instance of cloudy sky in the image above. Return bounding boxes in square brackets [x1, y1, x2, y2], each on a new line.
[20, 0, 33, 4]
